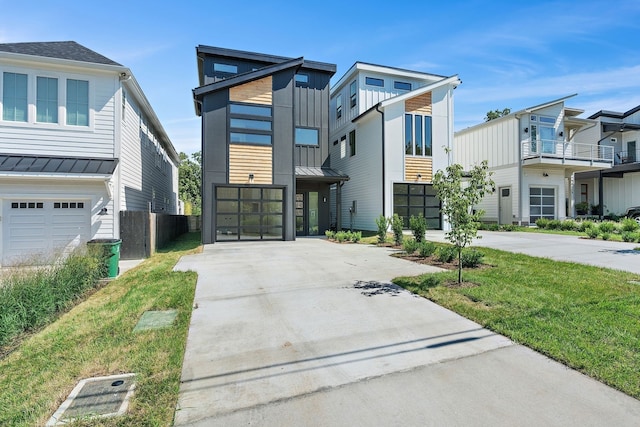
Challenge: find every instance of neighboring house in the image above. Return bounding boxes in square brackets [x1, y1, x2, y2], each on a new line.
[193, 45, 348, 243]
[0, 41, 179, 266]
[454, 95, 613, 225]
[574, 105, 640, 216]
[329, 62, 460, 231]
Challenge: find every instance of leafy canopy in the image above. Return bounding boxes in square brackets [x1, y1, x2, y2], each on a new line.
[179, 151, 201, 215]
[484, 108, 511, 121]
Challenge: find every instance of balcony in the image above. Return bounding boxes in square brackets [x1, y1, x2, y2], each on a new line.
[521, 140, 613, 171]
[614, 149, 639, 165]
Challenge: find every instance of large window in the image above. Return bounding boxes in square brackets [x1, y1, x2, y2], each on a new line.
[295, 127, 319, 146]
[529, 187, 555, 222]
[349, 129, 356, 157]
[394, 81, 411, 91]
[405, 113, 432, 156]
[216, 186, 284, 241]
[295, 74, 309, 87]
[393, 183, 440, 229]
[36, 76, 58, 123]
[336, 94, 342, 119]
[2, 72, 27, 122]
[229, 103, 273, 145]
[214, 63, 238, 74]
[66, 79, 89, 126]
[349, 81, 357, 108]
[365, 77, 384, 87]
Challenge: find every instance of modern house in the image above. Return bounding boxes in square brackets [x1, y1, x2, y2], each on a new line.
[329, 62, 460, 231]
[574, 105, 640, 217]
[193, 45, 348, 243]
[0, 41, 180, 266]
[454, 95, 613, 225]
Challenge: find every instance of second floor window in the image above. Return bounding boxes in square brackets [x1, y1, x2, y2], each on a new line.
[349, 129, 356, 157]
[66, 79, 89, 126]
[2, 72, 27, 122]
[336, 94, 342, 119]
[36, 76, 58, 123]
[295, 127, 319, 146]
[349, 81, 357, 109]
[229, 103, 273, 145]
[405, 113, 432, 156]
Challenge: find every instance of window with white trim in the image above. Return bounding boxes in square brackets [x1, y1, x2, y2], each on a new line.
[2, 72, 28, 122]
[405, 113, 432, 156]
[66, 79, 89, 126]
[36, 76, 58, 123]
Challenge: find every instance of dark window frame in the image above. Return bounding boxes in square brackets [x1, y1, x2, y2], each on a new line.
[349, 81, 357, 108]
[295, 127, 320, 146]
[295, 73, 309, 87]
[365, 77, 384, 87]
[394, 81, 412, 91]
[228, 102, 273, 146]
[349, 129, 356, 157]
[336, 94, 342, 119]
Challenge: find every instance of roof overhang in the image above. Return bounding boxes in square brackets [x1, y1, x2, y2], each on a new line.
[576, 162, 640, 179]
[602, 122, 640, 133]
[0, 154, 118, 174]
[295, 166, 349, 183]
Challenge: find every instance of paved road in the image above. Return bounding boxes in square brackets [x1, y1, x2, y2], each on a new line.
[426, 230, 640, 274]
[173, 238, 640, 426]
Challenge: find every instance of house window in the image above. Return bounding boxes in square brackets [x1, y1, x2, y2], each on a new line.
[36, 76, 58, 123]
[66, 79, 89, 126]
[580, 184, 588, 203]
[2, 72, 28, 122]
[295, 74, 309, 87]
[213, 63, 238, 74]
[365, 77, 384, 87]
[336, 94, 342, 119]
[405, 113, 432, 156]
[394, 81, 411, 91]
[12, 201, 44, 209]
[230, 132, 271, 145]
[230, 118, 271, 131]
[340, 135, 346, 159]
[230, 104, 271, 117]
[349, 130, 356, 157]
[349, 81, 357, 108]
[229, 103, 273, 145]
[122, 90, 126, 120]
[295, 127, 319, 146]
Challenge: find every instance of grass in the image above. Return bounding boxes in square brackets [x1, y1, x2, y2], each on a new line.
[393, 246, 640, 400]
[0, 232, 201, 426]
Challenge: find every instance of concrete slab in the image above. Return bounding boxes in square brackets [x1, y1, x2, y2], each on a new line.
[173, 238, 640, 426]
[118, 259, 144, 276]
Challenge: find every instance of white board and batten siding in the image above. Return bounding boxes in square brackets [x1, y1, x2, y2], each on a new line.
[602, 171, 640, 214]
[455, 116, 520, 170]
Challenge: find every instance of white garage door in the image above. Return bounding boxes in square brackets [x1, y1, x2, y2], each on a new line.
[2, 199, 91, 266]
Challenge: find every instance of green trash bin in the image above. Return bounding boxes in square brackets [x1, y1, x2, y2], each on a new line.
[87, 239, 121, 278]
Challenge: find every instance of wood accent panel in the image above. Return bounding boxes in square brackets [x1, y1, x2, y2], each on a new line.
[229, 76, 272, 105]
[405, 156, 433, 182]
[229, 144, 272, 184]
[405, 92, 432, 115]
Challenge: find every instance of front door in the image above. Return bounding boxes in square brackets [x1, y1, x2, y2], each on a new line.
[295, 191, 319, 236]
[499, 187, 513, 225]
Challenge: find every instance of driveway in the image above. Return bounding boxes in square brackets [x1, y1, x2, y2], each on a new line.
[426, 230, 640, 274]
[174, 238, 640, 426]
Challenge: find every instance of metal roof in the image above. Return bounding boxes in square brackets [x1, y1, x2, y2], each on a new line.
[295, 166, 349, 182]
[0, 154, 118, 174]
[0, 41, 121, 66]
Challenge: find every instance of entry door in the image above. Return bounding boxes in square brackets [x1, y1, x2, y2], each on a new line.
[499, 187, 513, 225]
[295, 192, 319, 236]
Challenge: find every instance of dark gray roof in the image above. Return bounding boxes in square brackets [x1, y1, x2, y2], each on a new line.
[0, 41, 121, 66]
[295, 166, 349, 182]
[0, 154, 118, 174]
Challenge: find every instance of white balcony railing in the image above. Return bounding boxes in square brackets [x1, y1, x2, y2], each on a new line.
[522, 139, 614, 165]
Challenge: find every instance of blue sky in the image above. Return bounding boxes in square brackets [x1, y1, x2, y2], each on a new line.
[2, 0, 640, 156]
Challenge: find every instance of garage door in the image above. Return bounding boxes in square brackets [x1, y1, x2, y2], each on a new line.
[529, 187, 555, 223]
[2, 199, 91, 266]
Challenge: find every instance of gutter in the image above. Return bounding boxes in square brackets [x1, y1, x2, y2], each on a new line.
[375, 104, 386, 216]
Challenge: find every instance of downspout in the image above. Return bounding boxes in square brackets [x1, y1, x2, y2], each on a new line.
[375, 104, 385, 216]
[515, 113, 524, 225]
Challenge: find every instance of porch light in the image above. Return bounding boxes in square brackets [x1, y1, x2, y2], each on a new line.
[542, 172, 549, 177]
[524, 127, 529, 133]
[559, 131, 564, 137]
[416, 173, 422, 180]
[249, 173, 254, 183]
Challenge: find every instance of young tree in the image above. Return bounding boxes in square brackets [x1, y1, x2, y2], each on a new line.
[179, 151, 202, 215]
[433, 160, 494, 283]
[484, 108, 511, 121]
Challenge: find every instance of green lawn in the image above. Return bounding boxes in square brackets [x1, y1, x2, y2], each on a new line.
[394, 246, 640, 399]
[0, 232, 201, 426]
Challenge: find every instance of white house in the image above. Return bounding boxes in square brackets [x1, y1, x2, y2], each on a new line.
[574, 105, 640, 217]
[0, 41, 180, 266]
[454, 95, 613, 225]
[329, 62, 460, 231]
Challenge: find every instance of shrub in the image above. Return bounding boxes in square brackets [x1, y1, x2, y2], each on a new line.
[501, 224, 517, 231]
[575, 201, 589, 215]
[390, 214, 404, 246]
[436, 246, 457, 263]
[598, 221, 616, 234]
[585, 226, 600, 239]
[409, 214, 427, 243]
[325, 230, 335, 240]
[547, 219, 562, 230]
[417, 241, 436, 258]
[335, 231, 348, 243]
[535, 218, 550, 229]
[487, 223, 500, 231]
[561, 220, 578, 231]
[403, 238, 419, 254]
[418, 275, 440, 289]
[590, 204, 601, 215]
[621, 231, 636, 242]
[461, 249, 484, 268]
[578, 220, 594, 232]
[375, 215, 389, 244]
[620, 217, 640, 233]
[350, 231, 362, 243]
[601, 232, 611, 241]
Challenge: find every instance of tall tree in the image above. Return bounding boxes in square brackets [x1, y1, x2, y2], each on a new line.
[433, 160, 494, 283]
[484, 108, 511, 121]
[179, 151, 201, 215]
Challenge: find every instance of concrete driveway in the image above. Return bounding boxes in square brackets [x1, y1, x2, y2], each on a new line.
[426, 230, 640, 274]
[173, 238, 640, 426]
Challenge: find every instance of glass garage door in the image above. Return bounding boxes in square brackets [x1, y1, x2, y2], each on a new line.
[529, 187, 555, 223]
[393, 183, 441, 229]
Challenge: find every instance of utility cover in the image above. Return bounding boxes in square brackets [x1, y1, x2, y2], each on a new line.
[133, 310, 177, 332]
[46, 373, 135, 426]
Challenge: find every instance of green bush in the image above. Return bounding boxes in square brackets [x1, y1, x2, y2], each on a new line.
[403, 238, 419, 254]
[601, 232, 611, 241]
[461, 249, 484, 268]
[561, 219, 578, 231]
[391, 214, 404, 246]
[585, 226, 600, 239]
[535, 218, 550, 229]
[621, 231, 636, 242]
[350, 231, 362, 243]
[578, 220, 594, 232]
[335, 231, 348, 242]
[375, 215, 389, 244]
[418, 275, 440, 289]
[0, 248, 105, 348]
[409, 214, 427, 243]
[547, 219, 562, 230]
[620, 217, 640, 232]
[417, 241, 436, 258]
[501, 224, 517, 231]
[487, 223, 500, 231]
[598, 221, 616, 234]
[325, 230, 335, 240]
[436, 246, 457, 263]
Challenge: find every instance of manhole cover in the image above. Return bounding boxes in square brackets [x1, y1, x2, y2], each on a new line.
[46, 373, 135, 426]
[133, 310, 177, 332]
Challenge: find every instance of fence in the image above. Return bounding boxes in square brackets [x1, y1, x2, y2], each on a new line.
[119, 211, 192, 259]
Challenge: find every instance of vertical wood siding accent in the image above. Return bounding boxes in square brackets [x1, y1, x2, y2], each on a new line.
[229, 76, 272, 105]
[405, 92, 432, 115]
[404, 157, 433, 182]
[228, 144, 272, 184]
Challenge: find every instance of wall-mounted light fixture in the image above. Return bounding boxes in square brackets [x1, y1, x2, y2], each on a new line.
[542, 172, 549, 177]
[248, 173, 254, 183]
[323, 197, 327, 203]
[416, 173, 422, 180]
[559, 131, 564, 137]
[99, 207, 108, 215]
[524, 127, 529, 133]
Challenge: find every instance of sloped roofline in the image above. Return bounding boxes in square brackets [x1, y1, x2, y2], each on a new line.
[589, 104, 640, 120]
